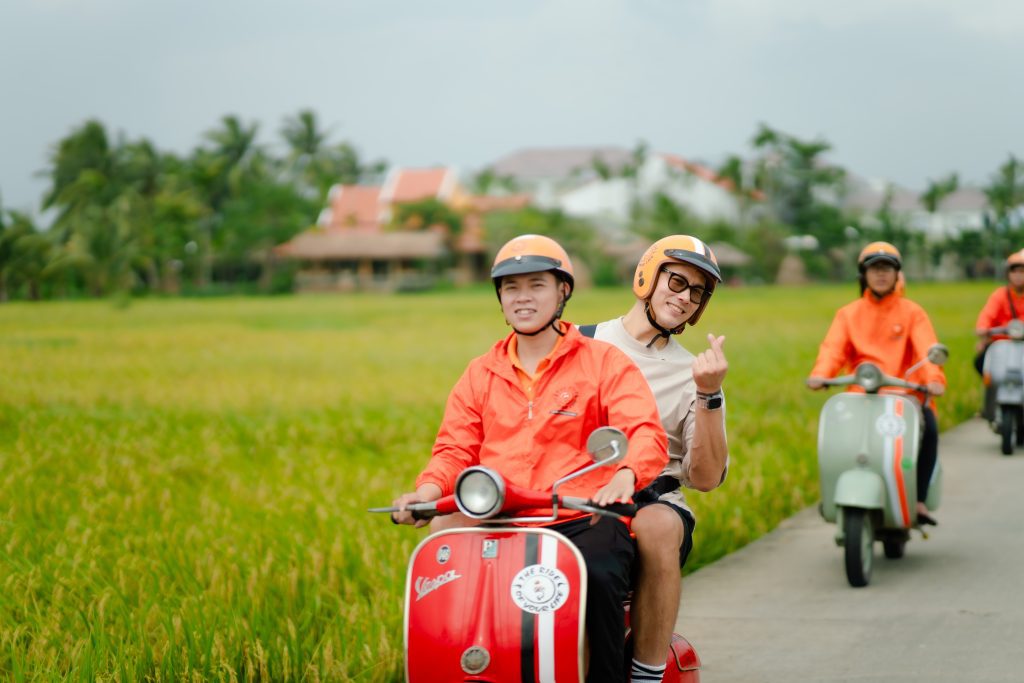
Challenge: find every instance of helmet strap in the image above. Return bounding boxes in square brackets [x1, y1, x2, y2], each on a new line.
[509, 290, 568, 337]
[643, 301, 686, 347]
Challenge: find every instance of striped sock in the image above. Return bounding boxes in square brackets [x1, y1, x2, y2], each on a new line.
[631, 658, 666, 682]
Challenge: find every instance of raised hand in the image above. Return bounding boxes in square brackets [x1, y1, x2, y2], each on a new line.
[693, 333, 727, 394]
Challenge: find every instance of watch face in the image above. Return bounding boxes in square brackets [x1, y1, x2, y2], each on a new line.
[706, 396, 723, 409]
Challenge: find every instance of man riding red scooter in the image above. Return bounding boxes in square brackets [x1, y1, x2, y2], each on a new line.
[391, 234, 668, 681]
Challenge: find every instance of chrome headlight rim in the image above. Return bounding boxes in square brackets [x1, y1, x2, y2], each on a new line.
[855, 363, 883, 393]
[454, 466, 506, 519]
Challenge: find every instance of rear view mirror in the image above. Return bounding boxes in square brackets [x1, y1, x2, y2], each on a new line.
[586, 427, 628, 465]
[926, 343, 949, 367]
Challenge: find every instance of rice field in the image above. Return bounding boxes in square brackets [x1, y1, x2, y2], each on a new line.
[0, 281, 989, 681]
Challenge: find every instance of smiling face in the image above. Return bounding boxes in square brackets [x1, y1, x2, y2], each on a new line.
[865, 262, 898, 296]
[498, 271, 566, 334]
[648, 262, 708, 330]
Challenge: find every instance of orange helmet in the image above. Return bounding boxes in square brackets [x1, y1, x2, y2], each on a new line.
[1005, 249, 1024, 272]
[491, 234, 575, 298]
[633, 235, 721, 328]
[858, 241, 902, 271]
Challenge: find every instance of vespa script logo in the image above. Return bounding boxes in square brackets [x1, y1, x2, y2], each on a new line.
[414, 570, 462, 601]
[510, 564, 570, 614]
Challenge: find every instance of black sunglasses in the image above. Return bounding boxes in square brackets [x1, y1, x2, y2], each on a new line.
[660, 267, 708, 304]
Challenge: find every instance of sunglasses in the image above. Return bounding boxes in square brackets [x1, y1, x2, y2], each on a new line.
[660, 267, 708, 304]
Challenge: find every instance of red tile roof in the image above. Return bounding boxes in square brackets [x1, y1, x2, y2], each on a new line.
[325, 185, 382, 230]
[382, 168, 453, 204]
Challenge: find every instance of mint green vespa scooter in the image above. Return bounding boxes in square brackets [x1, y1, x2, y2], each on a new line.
[812, 344, 949, 587]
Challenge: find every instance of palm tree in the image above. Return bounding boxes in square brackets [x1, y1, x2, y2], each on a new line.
[981, 155, 1024, 265]
[0, 207, 52, 301]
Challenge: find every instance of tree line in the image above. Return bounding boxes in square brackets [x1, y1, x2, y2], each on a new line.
[1, 115, 1023, 301]
[0, 110, 384, 301]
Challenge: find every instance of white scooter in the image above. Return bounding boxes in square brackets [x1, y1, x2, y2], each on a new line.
[981, 318, 1024, 455]
[811, 344, 949, 587]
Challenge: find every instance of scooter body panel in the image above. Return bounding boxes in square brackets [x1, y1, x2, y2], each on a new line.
[833, 468, 885, 511]
[817, 392, 921, 530]
[984, 338, 1024, 389]
[405, 527, 586, 683]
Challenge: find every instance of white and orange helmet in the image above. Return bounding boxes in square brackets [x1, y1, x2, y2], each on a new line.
[633, 235, 722, 328]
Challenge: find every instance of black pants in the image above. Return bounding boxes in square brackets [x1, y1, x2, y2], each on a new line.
[553, 515, 634, 683]
[918, 406, 939, 503]
[974, 347, 987, 376]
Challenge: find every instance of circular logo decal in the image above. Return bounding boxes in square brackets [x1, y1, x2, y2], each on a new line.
[436, 545, 451, 564]
[510, 564, 570, 614]
[875, 413, 906, 438]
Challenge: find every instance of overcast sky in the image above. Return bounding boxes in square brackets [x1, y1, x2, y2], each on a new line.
[2, 0, 1022, 216]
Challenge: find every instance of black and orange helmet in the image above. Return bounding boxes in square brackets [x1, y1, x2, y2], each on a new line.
[491, 234, 575, 296]
[858, 241, 902, 271]
[633, 235, 721, 327]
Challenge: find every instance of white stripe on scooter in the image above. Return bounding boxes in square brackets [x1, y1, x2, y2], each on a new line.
[539, 534, 557, 682]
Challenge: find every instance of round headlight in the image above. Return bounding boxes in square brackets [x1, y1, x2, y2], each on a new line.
[455, 467, 505, 519]
[856, 364, 882, 393]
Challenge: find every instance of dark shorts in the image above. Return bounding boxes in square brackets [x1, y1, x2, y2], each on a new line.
[634, 475, 696, 569]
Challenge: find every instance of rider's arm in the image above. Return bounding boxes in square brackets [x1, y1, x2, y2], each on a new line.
[809, 308, 853, 380]
[686, 395, 728, 491]
[415, 365, 484, 497]
[975, 287, 1006, 335]
[909, 305, 946, 388]
[686, 333, 729, 492]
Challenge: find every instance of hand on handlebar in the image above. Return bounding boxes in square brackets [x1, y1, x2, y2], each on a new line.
[591, 468, 635, 507]
[806, 376, 827, 390]
[391, 485, 442, 528]
[926, 381, 945, 397]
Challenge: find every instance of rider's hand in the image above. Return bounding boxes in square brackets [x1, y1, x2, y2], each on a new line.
[806, 377, 827, 390]
[693, 334, 727, 394]
[926, 381, 945, 397]
[591, 468, 635, 507]
[392, 485, 441, 528]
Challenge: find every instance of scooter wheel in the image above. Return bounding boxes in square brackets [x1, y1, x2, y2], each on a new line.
[843, 508, 873, 587]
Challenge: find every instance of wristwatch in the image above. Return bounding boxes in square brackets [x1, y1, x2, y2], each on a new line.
[696, 390, 724, 410]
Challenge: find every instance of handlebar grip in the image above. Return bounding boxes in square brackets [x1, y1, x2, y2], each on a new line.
[411, 508, 439, 521]
[587, 500, 638, 518]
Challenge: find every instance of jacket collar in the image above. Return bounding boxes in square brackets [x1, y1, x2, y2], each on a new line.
[482, 321, 583, 382]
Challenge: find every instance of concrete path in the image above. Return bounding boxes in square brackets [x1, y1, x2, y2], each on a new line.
[674, 418, 1024, 682]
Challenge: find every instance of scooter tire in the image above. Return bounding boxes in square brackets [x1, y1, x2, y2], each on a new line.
[1015, 407, 1024, 446]
[843, 508, 873, 588]
[1000, 407, 1014, 455]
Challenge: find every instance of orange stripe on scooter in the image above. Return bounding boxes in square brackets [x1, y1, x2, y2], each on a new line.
[892, 400, 910, 527]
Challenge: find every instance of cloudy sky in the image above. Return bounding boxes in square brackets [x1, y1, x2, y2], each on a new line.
[1, 0, 1021, 216]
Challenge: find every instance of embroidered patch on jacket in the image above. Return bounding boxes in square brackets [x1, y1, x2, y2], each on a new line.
[549, 386, 579, 417]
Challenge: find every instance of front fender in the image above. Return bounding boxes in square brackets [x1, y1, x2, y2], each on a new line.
[834, 469, 885, 510]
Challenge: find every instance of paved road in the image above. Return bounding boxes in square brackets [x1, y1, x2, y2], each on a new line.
[673, 418, 1024, 682]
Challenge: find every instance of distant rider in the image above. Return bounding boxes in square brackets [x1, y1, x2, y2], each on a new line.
[974, 249, 1024, 420]
[807, 242, 946, 525]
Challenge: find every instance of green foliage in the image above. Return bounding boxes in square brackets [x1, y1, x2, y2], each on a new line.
[0, 285, 987, 679]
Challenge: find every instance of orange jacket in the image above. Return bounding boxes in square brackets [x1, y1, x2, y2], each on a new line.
[416, 323, 668, 520]
[810, 289, 946, 403]
[975, 285, 1024, 339]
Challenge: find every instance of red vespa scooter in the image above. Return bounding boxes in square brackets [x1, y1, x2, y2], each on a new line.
[371, 427, 701, 682]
